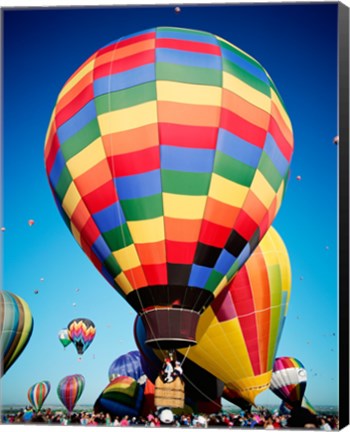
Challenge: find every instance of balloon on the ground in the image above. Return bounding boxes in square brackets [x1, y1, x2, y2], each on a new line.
[177, 226, 291, 405]
[67, 318, 96, 355]
[222, 386, 252, 412]
[44, 26, 294, 350]
[270, 357, 307, 408]
[109, 350, 146, 383]
[0, 291, 34, 376]
[58, 328, 72, 348]
[57, 374, 85, 412]
[94, 376, 143, 418]
[27, 381, 51, 411]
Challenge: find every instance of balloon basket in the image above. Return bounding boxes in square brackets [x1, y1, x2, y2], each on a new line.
[154, 376, 185, 409]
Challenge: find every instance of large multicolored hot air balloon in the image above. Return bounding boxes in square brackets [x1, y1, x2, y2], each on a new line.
[44, 26, 293, 350]
[270, 357, 307, 408]
[67, 318, 96, 355]
[27, 381, 51, 411]
[57, 374, 85, 412]
[58, 328, 72, 348]
[94, 376, 144, 418]
[0, 291, 34, 376]
[175, 226, 292, 405]
[109, 350, 146, 383]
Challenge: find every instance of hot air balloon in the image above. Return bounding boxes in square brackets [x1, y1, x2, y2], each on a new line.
[58, 328, 72, 348]
[94, 376, 143, 418]
[270, 357, 307, 408]
[57, 374, 85, 412]
[0, 291, 34, 376]
[28, 219, 35, 227]
[27, 381, 51, 411]
[67, 318, 96, 355]
[44, 26, 293, 351]
[109, 350, 146, 383]
[1, 227, 5, 232]
[222, 386, 252, 412]
[175, 226, 292, 405]
[279, 396, 316, 415]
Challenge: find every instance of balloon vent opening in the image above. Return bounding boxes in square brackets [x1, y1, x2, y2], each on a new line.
[141, 308, 200, 349]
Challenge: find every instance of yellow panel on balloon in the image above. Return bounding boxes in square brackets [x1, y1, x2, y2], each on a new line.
[209, 173, 249, 207]
[250, 171, 276, 209]
[112, 244, 141, 271]
[222, 71, 271, 113]
[62, 183, 81, 218]
[156, 81, 222, 106]
[114, 272, 134, 295]
[67, 137, 106, 177]
[98, 101, 158, 135]
[127, 217, 165, 244]
[229, 371, 272, 406]
[163, 194, 206, 220]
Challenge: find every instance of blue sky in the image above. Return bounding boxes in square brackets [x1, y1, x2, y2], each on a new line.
[1, 2, 339, 409]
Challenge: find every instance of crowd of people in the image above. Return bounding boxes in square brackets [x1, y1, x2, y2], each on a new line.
[1, 406, 339, 429]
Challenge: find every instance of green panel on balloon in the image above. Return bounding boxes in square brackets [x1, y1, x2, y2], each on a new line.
[258, 152, 283, 192]
[218, 38, 263, 70]
[161, 170, 211, 195]
[94, 82, 157, 114]
[104, 254, 122, 278]
[55, 167, 73, 202]
[214, 151, 256, 186]
[156, 63, 222, 86]
[222, 58, 271, 96]
[121, 194, 163, 221]
[204, 270, 225, 292]
[102, 224, 133, 251]
[61, 119, 101, 160]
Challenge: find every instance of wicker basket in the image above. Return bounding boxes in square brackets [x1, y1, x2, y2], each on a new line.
[154, 376, 185, 409]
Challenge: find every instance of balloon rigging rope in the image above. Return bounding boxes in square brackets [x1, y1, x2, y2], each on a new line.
[106, 40, 166, 359]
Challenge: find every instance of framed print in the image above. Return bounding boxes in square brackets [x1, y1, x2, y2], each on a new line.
[1, 1, 349, 430]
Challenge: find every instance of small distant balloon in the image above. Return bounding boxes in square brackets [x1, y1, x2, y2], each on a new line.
[34, 290, 39, 295]
[296, 175, 302, 181]
[174, 6, 181, 13]
[300, 276, 304, 281]
[333, 135, 339, 145]
[28, 219, 35, 227]
[1, 227, 5, 232]
[75, 288, 80, 292]
[72, 302, 77, 307]
[40, 278, 44, 282]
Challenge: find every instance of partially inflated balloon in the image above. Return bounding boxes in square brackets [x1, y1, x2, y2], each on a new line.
[44, 27, 293, 349]
[27, 381, 51, 411]
[94, 376, 143, 417]
[58, 328, 72, 348]
[270, 357, 307, 408]
[109, 350, 146, 383]
[0, 291, 34, 376]
[67, 318, 96, 355]
[57, 374, 85, 412]
[177, 227, 291, 405]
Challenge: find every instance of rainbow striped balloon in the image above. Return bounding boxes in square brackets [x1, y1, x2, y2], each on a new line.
[0, 291, 34, 376]
[44, 26, 293, 348]
[67, 318, 96, 355]
[270, 357, 307, 407]
[57, 374, 85, 412]
[27, 381, 51, 411]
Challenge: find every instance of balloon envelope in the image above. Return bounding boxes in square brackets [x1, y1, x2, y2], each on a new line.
[58, 328, 72, 348]
[67, 318, 96, 355]
[270, 357, 307, 408]
[0, 291, 34, 376]
[27, 381, 51, 411]
[57, 374, 85, 412]
[177, 226, 292, 405]
[94, 376, 143, 418]
[109, 350, 145, 382]
[44, 26, 293, 349]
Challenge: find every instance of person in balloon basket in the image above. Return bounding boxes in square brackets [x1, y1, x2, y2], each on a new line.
[162, 357, 174, 383]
